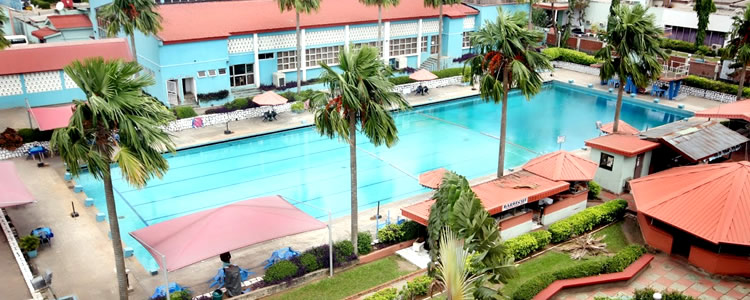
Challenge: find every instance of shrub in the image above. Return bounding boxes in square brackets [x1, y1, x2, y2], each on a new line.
[334, 240, 355, 261]
[529, 230, 552, 246]
[603, 245, 647, 273]
[16, 128, 53, 143]
[505, 230, 552, 260]
[400, 221, 425, 241]
[299, 253, 320, 272]
[548, 199, 628, 243]
[588, 181, 602, 199]
[399, 275, 433, 299]
[542, 47, 599, 65]
[19, 235, 40, 252]
[364, 288, 398, 300]
[433, 67, 464, 78]
[263, 260, 299, 283]
[633, 288, 696, 300]
[659, 38, 698, 54]
[169, 290, 192, 300]
[389, 76, 416, 85]
[0, 128, 24, 151]
[357, 232, 373, 255]
[227, 98, 250, 110]
[683, 75, 750, 98]
[696, 45, 713, 56]
[173, 106, 197, 119]
[197, 90, 229, 101]
[377, 224, 404, 244]
[291, 101, 305, 113]
[453, 53, 477, 63]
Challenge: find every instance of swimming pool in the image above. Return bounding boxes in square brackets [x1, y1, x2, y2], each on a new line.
[76, 82, 692, 272]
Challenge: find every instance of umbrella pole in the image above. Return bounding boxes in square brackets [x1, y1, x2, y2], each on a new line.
[328, 210, 333, 277]
[26, 98, 33, 128]
[162, 254, 170, 300]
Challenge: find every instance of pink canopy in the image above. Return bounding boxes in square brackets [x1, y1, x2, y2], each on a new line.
[0, 161, 35, 208]
[29, 104, 75, 131]
[130, 195, 326, 271]
[252, 91, 289, 106]
[409, 69, 438, 81]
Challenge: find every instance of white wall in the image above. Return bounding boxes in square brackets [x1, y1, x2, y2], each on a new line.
[541, 200, 587, 225]
[582, 1, 734, 33]
[584, 1, 613, 30]
[590, 148, 634, 194]
[500, 220, 534, 240]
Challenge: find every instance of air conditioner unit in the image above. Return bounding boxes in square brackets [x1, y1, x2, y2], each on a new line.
[272, 72, 286, 87]
[710, 44, 721, 52]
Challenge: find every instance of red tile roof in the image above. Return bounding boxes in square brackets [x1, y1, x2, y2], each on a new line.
[0, 39, 132, 76]
[600, 120, 640, 135]
[694, 100, 750, 122]
[31, 27, 60, 39]
[419, 168, 447, 189]
[522, 150, 598, 182]
[48, 14, 92, 29]
[401, 199, 435, 226]
[630, 161, 750, 246]
[156, 0, 478, 44]
[585, 134, 660, 157]
[473, 170, 570, 215]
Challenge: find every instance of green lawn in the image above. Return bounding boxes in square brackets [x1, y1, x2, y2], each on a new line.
[595, 221, 628, 252]
[268, 256, 415, 300]
[501, 251, 575, 296]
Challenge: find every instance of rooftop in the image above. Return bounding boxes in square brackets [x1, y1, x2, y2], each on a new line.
[31, 27, 60, 39]
[0, 39, 131, 76]
[600, 120, 640, 135]
[522, 150, 598, 182]
[585, 134, 661, 157]
[472, 170, 570, 215]
[694, 99, 750, 122]
[47, 14, 92, 29]
[642, 120, 749, 162]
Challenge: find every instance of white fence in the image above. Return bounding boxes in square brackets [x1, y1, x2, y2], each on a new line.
[0, 141, 50, 160]
[679, 86, 737, 103]
[393, 76, 464, 95]
[552, 61, 601, 76]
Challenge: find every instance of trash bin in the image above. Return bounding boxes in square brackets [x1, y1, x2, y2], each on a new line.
[212, 289, 223, 300]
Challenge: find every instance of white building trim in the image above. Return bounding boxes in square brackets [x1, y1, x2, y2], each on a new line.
[383, 22, 391, 63]
[417, 19, 423, 64]
[253, 33, 260, 87]
[301, 28, 307, 81]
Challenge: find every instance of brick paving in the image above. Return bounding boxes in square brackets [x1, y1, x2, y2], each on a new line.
[553, 254, 750, 300]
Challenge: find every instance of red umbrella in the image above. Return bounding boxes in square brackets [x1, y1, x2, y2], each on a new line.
[28, 104, 75, 131]
[252, 91, 289, 106]
[409, 69, 438, 81]
[419, 168, 448, 189]
[0, 161, 34, 208]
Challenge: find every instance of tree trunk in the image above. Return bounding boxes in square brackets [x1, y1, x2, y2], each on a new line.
[437, 4, 443, 71]
[613, 84, 624, 132]
[129, 33, 137, 62]
[498, 67, 510, 178]
[528, 1, 534, 30]
[378, 5, 383, 60]
[348, 112, 358, 256]
[296, 11, 302, 93]
[738, 64, 747, 101]
[104, 170, 129, 300]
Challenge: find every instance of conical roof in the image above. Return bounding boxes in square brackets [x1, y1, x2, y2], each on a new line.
[522, 150, 598, 182]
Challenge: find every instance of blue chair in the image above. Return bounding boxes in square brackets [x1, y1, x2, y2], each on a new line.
[31, 227, 54, 247]
[263, 247, 299, 269]
[150, 283, 184, 299]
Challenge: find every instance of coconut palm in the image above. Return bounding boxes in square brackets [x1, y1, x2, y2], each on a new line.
[435, 228, 479, 300]
[359, 0, 399, 59]
[277, 0, 321, 93]
[694, 0, 717, 47]
[51, 58, 175, 300]
[0, 9, 9, 49]
[595, 4, 666, 132]
[312, 46, 409, 255]
[725, 4, 750, 101]
[99, 0, 163, 60]
[467, 8, 552, 177]
[423, 0, 462, 71]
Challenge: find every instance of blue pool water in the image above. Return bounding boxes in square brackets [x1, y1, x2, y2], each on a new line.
[76, 83, 691, 272]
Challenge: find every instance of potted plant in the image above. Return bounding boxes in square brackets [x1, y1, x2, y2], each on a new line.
[19, 235, 40, 258]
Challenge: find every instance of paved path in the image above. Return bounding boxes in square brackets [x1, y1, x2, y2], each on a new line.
[0, 229, 31, 300]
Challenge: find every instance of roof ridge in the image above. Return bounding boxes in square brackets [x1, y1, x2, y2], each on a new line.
[635, 164, 734, 212]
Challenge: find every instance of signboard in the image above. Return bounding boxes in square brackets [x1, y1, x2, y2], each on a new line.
[502, 198, 528, 211]
[557, 136, 566, 144]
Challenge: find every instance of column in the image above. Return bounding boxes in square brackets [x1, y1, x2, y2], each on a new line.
[301, 29, 307, 81]
[253, 33, 260, 87]
[417, 19, 423, 66]
[344, 25, 350, 52]
[383, 22, 390, 63]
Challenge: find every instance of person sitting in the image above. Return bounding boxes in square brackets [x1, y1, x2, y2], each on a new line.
[422, 86, 429, 95]
[415, 85, 424, 95]
[220, 252, 242, 297]
[263, 111, 273, 122]
[270, 110, 278, 121]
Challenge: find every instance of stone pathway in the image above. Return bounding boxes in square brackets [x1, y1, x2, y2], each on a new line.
[553, 254, 750, 300]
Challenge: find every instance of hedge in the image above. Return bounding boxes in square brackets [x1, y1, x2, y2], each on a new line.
[660, 38, 698, 54]
[542, 47, 599, 66]
[504, 230, 552, 261]
[588, 181, 602, 199]
[16, 128, 53, 143]
[358, 232, 373, 255]
[263, 260, 299, 284]
[512, 245, 647, 300]
[173, 106, 198, 119]
[548, 199, 629, 243]
[683, 75, 750, 98]
[364, 288, 398, 300]
[399, 275, 432, 299]
[197, 90, 229, 101]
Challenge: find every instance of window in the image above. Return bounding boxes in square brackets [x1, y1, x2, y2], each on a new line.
[599, 153, 614, 171]
[352, 41, 382, 55]
[462, 32, 472, 48]
[421, 36, 438, 54]
[218, 68, 227, 75]
[389, 37, 418, 56]
[258, 53, 274, 60]
[229, 63, 254, 87]
[277, 51, 297, 71]
[306, 46, 341, 67]
[208, 69, 217, 77]
[197, 71, 207, 78]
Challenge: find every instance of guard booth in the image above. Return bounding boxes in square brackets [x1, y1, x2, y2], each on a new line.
[585, 134, 660, 194]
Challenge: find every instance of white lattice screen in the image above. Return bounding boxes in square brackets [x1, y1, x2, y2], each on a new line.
[463, 17, 475, 30]
[349, 25, 380, 41]
[423, 20, 439, 34]
[258, 33, 296, 51]
[0, 75, 23, 96]
[228, 37, 254, 54]
[306, 29, 345, 46]
[390, 22, 418, 38]
[24, 71, 62, 94]
[63, 73, 78, 89]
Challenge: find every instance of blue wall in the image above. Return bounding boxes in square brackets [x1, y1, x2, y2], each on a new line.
[468, 3, 530, 28]
[59, 28, 93, 41]
[258, 54, 277, 86]
[0, 71, 86, 109]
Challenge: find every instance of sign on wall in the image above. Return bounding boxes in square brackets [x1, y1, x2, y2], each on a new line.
[502, 198, 528, 211]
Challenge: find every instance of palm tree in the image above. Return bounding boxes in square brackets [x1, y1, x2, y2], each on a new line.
[595, 4, 666, 132]
[0, 9, 9, 50]
[99, 0, 163, 60]
[312, 46, 409, 255]
[359, 0, 399, 60]
[527, 0, 535, 30]
[435, 228, 479, 300]
[467, 8, 551, 178]
[725, 4, 750, 101]
[51, 58, 176, 300]
[694, 0, 716, 47]
[423, 0, 462, 71]
[277, 0, 321, 93]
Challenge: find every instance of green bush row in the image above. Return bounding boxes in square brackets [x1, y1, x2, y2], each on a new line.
[399, 275, 432, 299]
[512, 245, 647, 300]
[173, 106, 198, 119]
[548, 199, 629, 243]
[542, 47, 599, 66]
[16, 128, 53, 143]
[504, 230, 552, 261]
[364, 288, 398, 300]
[376, 221, 426, 244]
[388, 67, 465, 86]
[631, 288, 696, 300]
[358, 232, 373, 255]
[659, 38, 716, 56]
[263, 260, 299, 283]
[683, 75, 750, 98]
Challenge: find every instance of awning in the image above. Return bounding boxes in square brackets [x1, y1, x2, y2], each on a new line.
[522, 150, 598, 182]
[473, 170, 570, 215]
[29, 104, 75, 131]
[401, 199, 435, 226]
[631, 161, 750, 246]
[694, 100, 750, 122]
[600, 120, 640, 135]
[0, 161, 35, 208]
[409, 69, 438, 82]
[130, 195, 326, 271]
[252, 91, 289, 106]
[644, 120, 749, 162]
[419, 168, 447, 189]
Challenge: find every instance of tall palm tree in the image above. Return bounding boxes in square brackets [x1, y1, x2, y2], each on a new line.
[99, 0, 163, 60]
[359, 0, 399, 60]
[725, 4, 750, 101]
[595, 4, 666, 132]
[0, 9, 9, 50]
[51, 58, 176, 300]
[694, 0, 716, 47]
[423, 0, 462, 71]
[527, 0, 535, 30]
[435, 228, 479, 300]
[467, 8, 551, 178]
[312, 46, 409, 255]
[277, 0, 321, 93]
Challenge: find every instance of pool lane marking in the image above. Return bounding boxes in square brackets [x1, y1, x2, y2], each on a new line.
[112, 185, 150, 227]
[356, 146, 419, 181]
[413, 111, 540, 155]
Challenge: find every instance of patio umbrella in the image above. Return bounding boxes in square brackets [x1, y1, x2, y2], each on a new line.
[252, 91, 289, 106]
[409, 69, 438, 82]
[419, 168, 447, 189]
[0, 161, 35, 207]
[27, 103, 75, 131]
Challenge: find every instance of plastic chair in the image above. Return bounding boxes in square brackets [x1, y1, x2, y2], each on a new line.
[31, 227, 53, 247]
[263, 247, 299, 269]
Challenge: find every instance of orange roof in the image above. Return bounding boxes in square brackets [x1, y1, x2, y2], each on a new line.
[694, 100, 750, 122]
[419, 168, 447, 189]
[48, 14, 92, 29]
[523, 150, 598, 182]
[473, 170, 570, 215]
[585, 134, 660, 157]
[401, 199, 435, 226]
[156, 0, 478, 44]
[630, 161, 750, 246]
[0, 39, 132, 76]
[600, 120, 640, 135]
[31, 27, 60, 39]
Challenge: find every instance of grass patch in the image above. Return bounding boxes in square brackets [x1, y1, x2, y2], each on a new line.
[501, 251, 575, 295]
[268, 256, 414, 300]
[595, 221, 629, 252]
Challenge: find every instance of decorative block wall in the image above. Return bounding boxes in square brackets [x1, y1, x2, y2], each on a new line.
[0, 142, 51, 160]
[259, 33, 296, 51]
[463, 17, 475, 30]
[24, 71, 62, 94]
[306, 28, 346, 46]
[63, 73, 78, 89]
[228, 37, 255, 54]
[422, 20, 439, 34]
[349, 25, 379, 42]
[390, 22, 418, 38]
[0, 75, 23, 96]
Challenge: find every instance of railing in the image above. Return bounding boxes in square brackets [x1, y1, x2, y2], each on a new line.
[661, 61, 689, 79]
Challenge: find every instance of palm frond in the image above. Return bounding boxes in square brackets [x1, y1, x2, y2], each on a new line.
[98, 0, 162, 37]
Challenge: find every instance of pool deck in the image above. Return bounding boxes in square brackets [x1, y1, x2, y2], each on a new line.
[0, 69, 727, 299]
